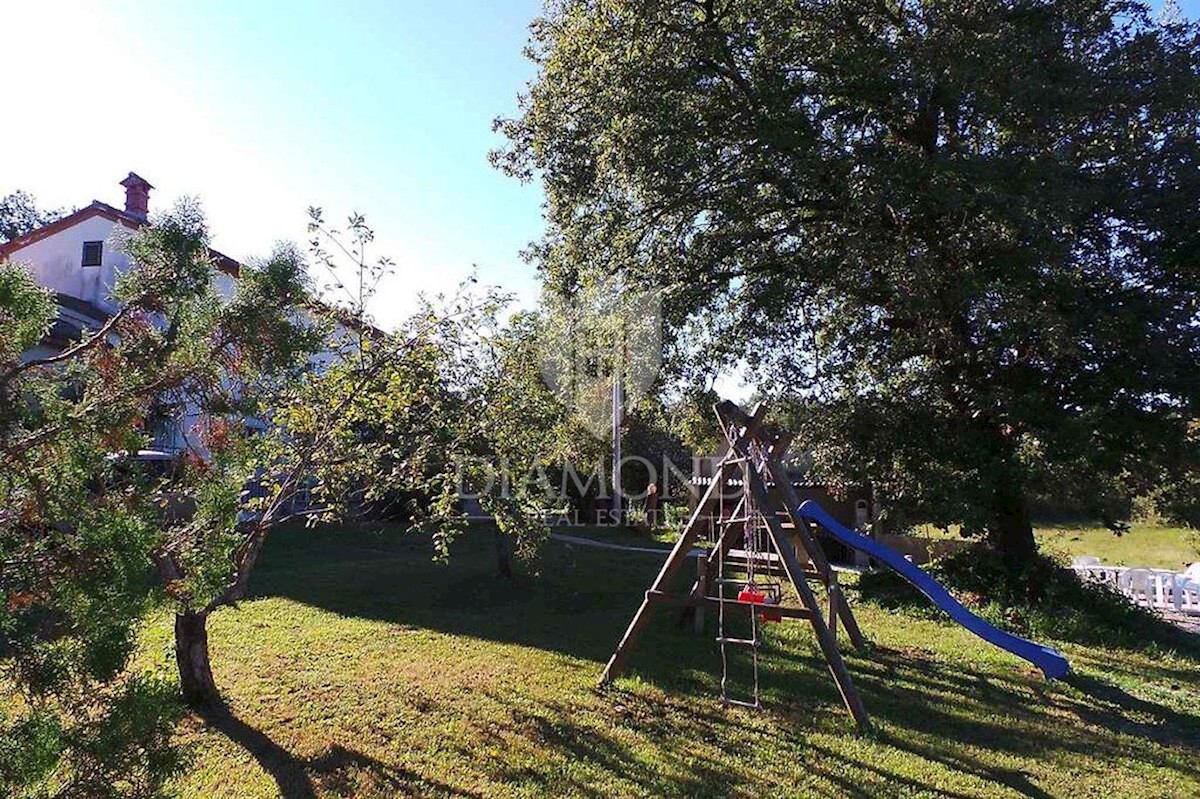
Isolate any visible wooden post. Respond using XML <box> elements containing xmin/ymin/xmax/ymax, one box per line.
<box><xmin>739</xmin><ymin>451</ymin><xmax>870</xmax><ymax>730</ymax></box>
<box><xmin>771</xmin><ymin>469</ymin><xmax>867</xmax><ymax>651</ymax></box>
<box><xmin>829</xmin><ymin>577</ymin><xmax>840</xmax><ymax>641</ymax></box>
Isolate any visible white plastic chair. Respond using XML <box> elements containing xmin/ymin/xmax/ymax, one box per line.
<box><xmin>1119</xmin><ymin>569</ymin><xmax>1153</xmax><ymax>606</ymax></box>
<box><xmin>1179</xmin><ymin>563</ymin><xmax>1200</xmax><ymax>606</ymax></box>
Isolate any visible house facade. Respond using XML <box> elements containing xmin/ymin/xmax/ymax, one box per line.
<box><xmin>1</xmin><ymin>173</ymin><xmax>252</xmax><ymax>453</ymax></box>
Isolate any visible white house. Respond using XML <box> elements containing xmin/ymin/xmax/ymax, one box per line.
<box><xmin>1</xmin><ymin>173</ymin><xmax>265</xmax><ymax>453</ymax></box>
<box><xmin>1</xmin><ymin>173</ymin><xmax>241</xmax><ymax>315</ymax></box>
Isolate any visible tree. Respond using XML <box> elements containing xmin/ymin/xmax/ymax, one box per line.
<box><xmin>143</xmin><ymin>208</ymin><xmax>542</xmax><ymax>705</ymax></box>
<box><xmin>0</xmin><ymin>191</ymin><xmax>66</xmax><ymax>243</ymax></box>
<box><xmin>495</xmin><ymin>0</ymin><xmax>1200</xmax><ymax>567</ymax></box>
<box><xmin>0</xmin><ymin>224</ymin><xmax>207</xmax><ymax>795</ymax></box>
<box><xmin>467</xmin><ymin>310</ymin><xmax>601</xmax><ymax>573</ymax></box>
<box><xmin>661</xmin><ymin>387</ymin><xmax>726</xmax><ymax>461</ymax></box>
<box><xmin>615</xmin><ymin>398</ymin><xmax>692</xmax><ymax>507</ymax></box>
<box><xmin>1</xmin><ymin>196</ymin><xmax>563</xmax><ymax>789</ymax></box>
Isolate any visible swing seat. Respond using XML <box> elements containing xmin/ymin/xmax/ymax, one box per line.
<box><xmin>737</xmin><ymin>588</ymin><xmax>783</xmax><ymax>622</ymax></box>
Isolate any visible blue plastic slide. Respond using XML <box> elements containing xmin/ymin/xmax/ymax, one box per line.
<box><xmin>797</xmin><ymin>500</ymin><xmax>1071</xmax><ymax>680</ymax></box>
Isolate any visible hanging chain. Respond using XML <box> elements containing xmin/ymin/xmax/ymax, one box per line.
<box><xmin>744</xmin><ymin>437</ymin><xmax>774</xmax><ymax>588</ymax></box>
<box><xmin>717</xmin><ymin>427</ymin><xmax>769</xmax><ymax>709</ymax></box>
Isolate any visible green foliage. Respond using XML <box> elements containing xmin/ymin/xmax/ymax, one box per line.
<box><xmin>497</xmin><ymin>0</ymin><xmax>1200</xmax><ymax>560</ymax></box>
<box><xmin>0</xmin><ymin>264</ymin><xmax>53</xmax><ymax>361</ymax></box>
<box><xmin>273</xmin><ymin>296</ymin><xmax>581</xmax><ymax>574</ymax></box>
<box><xmin>1144</xmin><ymin>419</ymin><xmax>1200</xmax><ymax>530</ymax></box>
<box><xmin>0</xmin><ymin>677</ymin><xmax>185</xmax><ymax>798</ymax></box>
<box><xmin>0</xmin><ymin>709</ymin><xmax>62</xmax><ymax>795</ymax></box>
<box><xmin>2</xmin><ymin>196</ymin><xmax>581</xmax><ymax>787</ymax></box>
<box><xmin>0</xmin><ymin>197</ymin><xmax>329</xmax><ymax>789</ymax></box>
<box><xmin>619</xmin><ymin>397</ymin><xmax>693</xmax><ymax>501</ymax></box>
<box><xmin>56</xmin><ymin>676</ymin><xmax>187</xmax><ymax>799</ymax></box>
<box><xmin>469</xmin><ymin>310</ymin><xmax>597</xmax><ymax>559</ymax></box>
<box><xmin>0</xmin><ymin>191</ymin><xmax>65</xmax><ymax>245</ymax></box>
<box><xmin>664</xmin><ymin>387</ymin><xmax>725</xmax><ymax>459</ymax></box>
<box><xmin>1</xmin><ymin>231</ymin><xmax>191</xmax><ymax>794</ymax></box>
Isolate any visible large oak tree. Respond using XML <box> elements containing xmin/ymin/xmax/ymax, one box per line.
<box><xmin>496</xmin><ymin>0</ymin><xmax>1200</xmax><ymax>565</ymax></box>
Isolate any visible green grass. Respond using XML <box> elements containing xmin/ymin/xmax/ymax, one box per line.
<box><xmin>1034</xmin><ymin>524</ymin><xmax>1198</xmax><ymax>570</ymax></box>
<box><xmin>134</xmin><ymin>524</ymin><xmax>1200</xmax><ymax>798</ymax></box>
<box><xmin>912</xmin><ymin>522</ymin><xmax>1198</xmax><ymax>570</ymax></box>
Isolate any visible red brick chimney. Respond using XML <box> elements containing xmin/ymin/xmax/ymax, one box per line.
<box><xmin>119</xmin><ymin>172</ymin><xmax>153</xmax><ymax>220</ymax></box>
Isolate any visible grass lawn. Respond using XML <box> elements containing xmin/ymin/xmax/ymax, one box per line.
<box><xmin>1034</xmin><ymin>524</ymin><xmax>1198</xmax><ymax>570</ymax></box>
<box><xmin>137</xmin><ymin>524</ymin><xmax>1200</xmax><ymax>798</ymax></box>
<box><xmin>912</xmin><ymin>522</ymin><xmax>1197</xmax><ymax>570</ymax></box>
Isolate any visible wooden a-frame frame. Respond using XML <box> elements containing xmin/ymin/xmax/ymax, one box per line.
<box><xmin>598</xmin><ymin>400</ymin><xmax>870</xmax><ymax>729</ymax></box>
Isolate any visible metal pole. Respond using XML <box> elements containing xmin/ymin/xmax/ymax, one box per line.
<box><xmin>612</xmin><ymin>368</ymin><xmax>622</xmax><ymax>521</ymax></box>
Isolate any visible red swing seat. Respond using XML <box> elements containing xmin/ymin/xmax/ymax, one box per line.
<box><xmin>737</xmin><ymin>586</ymin><xmax>783</xmax><ymax>622</ymax></box>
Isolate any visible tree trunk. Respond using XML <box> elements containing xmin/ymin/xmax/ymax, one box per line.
<box><xmin>494</xmin><ymin>527</ymin><xmax>514</xmax><ymax>580</ymax></box>
<box><xmin>175</xmin><ymin>611</ymin><xmax>219</xmax><ymax>707</ymax></box>
<box><xmin>989</xmin><ymin>480</ymin><xmax>1037</xmax><ymax>572</ymax></box>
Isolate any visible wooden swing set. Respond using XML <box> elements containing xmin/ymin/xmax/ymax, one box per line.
<box><xmin>598</xmin><ymin>400</ymin><xmax>871</xmax><ymax>729</ymax></box>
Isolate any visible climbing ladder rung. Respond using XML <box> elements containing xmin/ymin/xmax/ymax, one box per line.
<box><xmin>715</xmin><ymin>636</ymin><xmax>760</xmax><ymax>648</ymax></box>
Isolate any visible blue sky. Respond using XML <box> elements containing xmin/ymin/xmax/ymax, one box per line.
<box><xmin>2</xmin><ymin>0</ymin><xmax>545</xmax><ymax>328</ymax></box>
<box><xmin>2</xmin><ymin>0</ymin><xmax>1196</xmax><ymax>331</ymax></box>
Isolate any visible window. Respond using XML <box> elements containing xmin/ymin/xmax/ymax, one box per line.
<box><xmin>81</xmin><ymin>241</ymin><xmax>103</xmax><ymax>267</ymax></box>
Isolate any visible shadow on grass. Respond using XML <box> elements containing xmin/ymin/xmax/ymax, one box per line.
<box><xmin>196</xmin><ymin>704</ymin><xmax>475</xmax><ymax>798</ymax></box>
<box><xmin>1061</xmin><ymin>672</ymin><xmax>1200</xmax><ymax>746</ymax></box>
<box><xmin>851</xmin><ymin>649</ymin><xmax>1200</xmax><ymax>791</ymax></box>
<box><xmin>479</xmin><ymin>691</ymin><xmax>745</xmax><ymax>798</ymax></box>
<box><xmin>252</xmin><ymin>527</ymin><xmax>666</xmax><ymax>663</ymax></box>
<box><xmin>248</xmin><ymin>526</ymin><xmax>1200</xmax><ymax>793</ymax></box>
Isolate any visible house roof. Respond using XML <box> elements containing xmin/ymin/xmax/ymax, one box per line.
<box><xmin>0</xmin><ymin>202</ymin><xmax>138</xmax><ymax>257</ymax></box>
<box><xmin>54</xmin><ymin>291</ymin><xmax>113</xmax><ymax>322</ymax></box>
<box><xmin>0</xmin><ymin>200</ymin><xmax>241</xmax><ymax>278</ymax></box>
<box><xmin>39</xmin><ymin>292</ymin><xmax>113</xmax><ymax>350</ymax></box>
<box><xmin>1</xmin><ymin>190</ymin><xmax>387</xmax><ymax>339</ymax></box>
